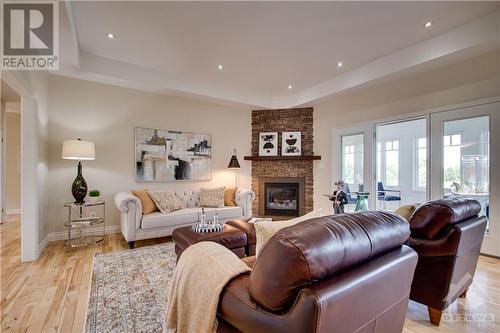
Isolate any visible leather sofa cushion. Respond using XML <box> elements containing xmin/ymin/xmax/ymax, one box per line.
<box><xmin>249</xmin><ymin>211</ymin><xmax>410</xmax><ymax>311</ymax></box>
<box><xmin>409</xmin><ymin>197</ymin><xmax>481</xmax><ymax>240</ymax></box>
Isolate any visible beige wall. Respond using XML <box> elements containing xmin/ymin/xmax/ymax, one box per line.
<box><xmin>45</xmin><ymin>50</ymin><xmax>499</xmax><ymax>233</ymax></box>
<box><xmin>312</xmin><ymin>51</ymin><xmax>500</xmax><ymax>215</ymax></box>
<box><xmin>47</xmin><ymin>75</ymin><xmax>252</xmax><ymax>233</ymax></box>
<box><xmin>5</xmin><ymin>109</ymin><xmax>21</xmax><ymax>211</ymax></box>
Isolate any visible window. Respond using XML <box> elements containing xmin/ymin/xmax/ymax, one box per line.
<box><xmin>415</xmin><ymin>137</ymin><xmax>427</xmax><ymax>189</ymax></box>
<box><xmin>343</xmin><ymin>144</ymin><xmax>355</xmax><ymax>184</ymax></box>
<box><xmin>385</xmin><ymin>140</ymin><xmax>399</xmax><ymax>186</ymax></box>
<box><xmin>443</xmin><ymin>134</ymin><xmax>461</xmax><ymax>188</ymax></box>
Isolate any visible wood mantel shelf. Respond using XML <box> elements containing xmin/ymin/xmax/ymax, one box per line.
<box><xmin>244</xmin><ymin>155</ymin><xmax>321</xmax><ymax>161</ymax></box>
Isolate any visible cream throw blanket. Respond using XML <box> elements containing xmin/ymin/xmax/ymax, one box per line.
<box><xmin>165</xmin><ymin>241</ymin><xmax>251</xmax><ymax>333</ymax></box>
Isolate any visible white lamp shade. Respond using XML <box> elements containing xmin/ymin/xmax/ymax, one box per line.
<box><xmin>62</xmin><ymin>139</ymin><xmax>95</xmax><ymax>160</ymax></box>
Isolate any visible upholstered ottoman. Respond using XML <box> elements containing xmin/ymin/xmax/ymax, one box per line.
<box><xmin>172</xmin><ymin>224</ymin><xmax>247</xmax><ymax>260</ymax></box>
<box><xmin>225</xmin><ymin>218</ymin><xmax>256</xmax><ymax>256</ymax></box>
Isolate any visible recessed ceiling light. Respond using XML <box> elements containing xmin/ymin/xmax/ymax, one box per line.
<box><xmin>424</xmin><ymin>21</ymin><xmax>432</xmax><ymax>28</ymax></box>
<box><xmin>288</xmin><ymin>85</ymin><xmax>293</xmax><ymax>90</ymax></box>
<box><xmin>107</xmin><ymin>33</ymin><xmax>116</xmax><ymax>39</ymax></box>
<box><xmin>217</xmin><ymin>64</ymin><xmax>223</xmax><ymax>70</ymax></box>
<box><xmin>337</xmin><ymin>62</ymin><xmax>343</xmax><ymax>68</ymax></box>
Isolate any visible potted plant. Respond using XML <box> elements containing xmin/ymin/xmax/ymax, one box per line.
<box><xmin>88</xmin><ymin>189</ymin><xmax>101</xmax><ymax>203</ymax></box>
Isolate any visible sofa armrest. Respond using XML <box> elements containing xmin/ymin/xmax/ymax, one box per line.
<box><xmin>235</xmin><ymin>188</ymin><xmax>256</xmax><ymax>218</ymax></box>
<box><xmin>114</xmin><ymin>192</ymin><xmax>143</xmax><ymax>242</ymax></box>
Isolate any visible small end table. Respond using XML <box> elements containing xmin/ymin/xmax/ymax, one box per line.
<box><xmin>64</xmin><ymin>201</ymin><xmax>105</xmax><ymax>248</ymax></box>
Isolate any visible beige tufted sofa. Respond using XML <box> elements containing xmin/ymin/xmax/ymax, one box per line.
<box><xmin>115</xmin><ymin>188</ymin><xmax>255</xmax><ymax>248</ymax></box>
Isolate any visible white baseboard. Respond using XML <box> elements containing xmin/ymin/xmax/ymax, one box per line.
<box><xmin>38</xmin><ymin>225</ymin><xmax>121</xmax><ymax>255</ymax></box>
<box><xmin>38</xmin><ymin>235</ymin><xmax>49</xmax><ymax>256</ymax></box>
<box><xmin>6</xmin><ymin>209</ymin><xmax>21</xmax><ymax>215</ymax></box>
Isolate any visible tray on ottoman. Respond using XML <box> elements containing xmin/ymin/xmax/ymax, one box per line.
<box><xmin>172</xmin><ymin>224</ymin><xmax>248</xmax><ymax>259</ymax></box>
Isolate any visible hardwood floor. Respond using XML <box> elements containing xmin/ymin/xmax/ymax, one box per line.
<box><xmin>1</xmin><ymin>215</ymin><xmax>499</xmax><ymax>332</ymax></box>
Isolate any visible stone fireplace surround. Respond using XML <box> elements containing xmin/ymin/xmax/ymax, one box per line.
<box><xmin>251</xmin><ymin>107</ymin><xmax>315</xmax><ymax>218</ymax></box>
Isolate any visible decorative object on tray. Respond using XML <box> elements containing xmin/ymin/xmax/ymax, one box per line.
<box><xmin>281</xmin><ymin>131</ymin><xmax>301</xmax><ymax>156</ymax></box>
<box><xmin>88</xmin><ymin>189</ymin><xmax>101</xmax><ymax>203</ymax></box>
<box><xmin>192</xmin><ymin>208</ymin><xmax>224</xmax><ymax>233</ymax></box>
<box><xmin>135</xmin><ymin>127</ymin><xmax>212</xmax><ymax>182</ymax></box>
<box><xmin>62</xmin><ymin>139</ymin><xmax>96</xmax><ymax>204</ymax></box>
<box><xmin>259</xmin><ymin>132</ymin><xmax>278</xmax><ymax>156</ymax></box>
<box><xmin>64</xmin><ymin>201</ymin><xmax>105</xmax><ymax>248</ymax></box>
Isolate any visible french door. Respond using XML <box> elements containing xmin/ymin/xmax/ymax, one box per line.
<box><xmin>332</xmin><ymin>101</ymin><xmax>500</xmax><ymax>256</ymax></box>
<box><xmin>430</xmin><ymin>102</ymin><xmax>500</xmax><ymax>256</ymax></box>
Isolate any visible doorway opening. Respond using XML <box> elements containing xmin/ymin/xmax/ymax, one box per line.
<box><xmin>1</xmin><ymin>79</ymin><xmax>22</xmax><ymax>258</ymax></box>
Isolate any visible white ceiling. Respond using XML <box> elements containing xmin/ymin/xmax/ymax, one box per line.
<box><xmin>56</xmin><ymin>1</ymin><xmax>500</xmax><ymax>108</ymax></box>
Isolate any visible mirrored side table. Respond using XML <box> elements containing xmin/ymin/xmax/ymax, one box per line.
<box><xmin>64</xmin><ymin>201</ymin><xmax>105</xmax><ymax>248</ymax></box>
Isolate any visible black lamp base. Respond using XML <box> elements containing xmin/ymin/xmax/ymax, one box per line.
<box><xmin>72</xmin><ymin>161</ymin><xmax>88</xmax><ymax>204</ymax></box>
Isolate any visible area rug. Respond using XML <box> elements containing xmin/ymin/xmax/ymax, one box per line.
<box><xmin>85</xmin><ymin>243</ymin><xmax>177</xmax><ymax>333</ymax></box>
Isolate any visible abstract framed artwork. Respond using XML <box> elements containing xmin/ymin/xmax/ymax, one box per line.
<box><xmin>259</xmin><ymin>132</ymin><xmax>278</xmax><ymax>156</ymax></box>
<box><xmin>282</xmin><ymin>131</ymin><xmax>301</xmax><ymax>156</ymax></box>
<box><xmin>135</xmin><ymin>127</ymin><xmax>212</xmax><ymax>182</ymax></box>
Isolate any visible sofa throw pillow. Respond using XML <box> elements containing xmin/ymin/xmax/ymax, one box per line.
<box><xmin>147</xmin><ymin>191</ymin><xmax>183</xmax><ymax>214</ymax></box>
<box><xmin>255</xmin><ymin>209</ymin><xmax>323</xmax><ymax>256</ymax></box>
<box><xmin>199</xmin><ymin>187</ymin><xmax>225</xmax><ymax>208</ymax></box>
<box><xmin>394</xmin><ymin>204</ymin><xmax>418</xmax><ymax>221</ymax></box>
<box><xmin>224</xmin><ymin>188</ymin><xmax>237</xmax><ymax>206</ymax></box>
<box><xmin>131</xmin><ymin>190</ymin><xmax>158</xmax><ymax>215</ymax></box>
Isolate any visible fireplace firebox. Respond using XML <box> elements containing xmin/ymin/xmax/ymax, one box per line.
<box><xmin>258</xmin><ymin>177</ymin><xmax>305</xmax><ymax>217</ymax></box>
<box><xmin>265</xmin><ymin>183</ymin><xmax>299</xmax><ymax>216</ymax></box>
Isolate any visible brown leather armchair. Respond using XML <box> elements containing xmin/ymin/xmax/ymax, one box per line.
<box><xmin>217</xmin><ymin>211</ymin><xmax>418</xmax><ymax>333</ymax></box>
<box><xmin>406</xmin><ymin>197</ymin><xmax>487</xmax><ymax>326</ymax></box>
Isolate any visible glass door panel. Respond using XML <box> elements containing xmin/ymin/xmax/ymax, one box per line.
<box><xmin>443</xmin><ymin>117</ymin><xmax>489</xmax><ymax>218</ymax></box>
<box><xmin>430</xmin><ymin>102</ymin><xmax>499</xmax><ymax>256</ymax></box>
<box><xmin>341</xmin><ymin>134</ymin><xmax>364</xmax><ymax>192</ymax></box>
<box><xmin>376</xmin><ymin>118</ymin><xmax>427</xmax><ymax>211</ymax></box>
<box><xmin>341</xmin><ymin>134</ymin><xmax>364</xmax><ymax>212</ymax></box>
<box><xmin>332</xmin><ymin>124</ymin><xmax>374</xmax><ymax>213</ymax></box>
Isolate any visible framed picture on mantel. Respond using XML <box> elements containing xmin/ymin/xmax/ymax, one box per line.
<box><xmin>259</xmin><ymin>132</ymin><xmax>278</xmax><ymax>156</ymax></box>
<box><xmin>282</xmin><ymin>131</ymin><xmax>301</xmax><ymax>156</ymax></box>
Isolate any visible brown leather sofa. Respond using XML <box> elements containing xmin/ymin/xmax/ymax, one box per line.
<box><xmin>405</xmin><ymin>197</ymin><xmax>487</xmax><ymax>326</ymax></box>
<box><xmin>217</xmin><ymin>211</ymin><xmax>418</xmax><ymax>333</ymax></box>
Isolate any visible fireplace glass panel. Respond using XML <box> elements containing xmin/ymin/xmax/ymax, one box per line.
<box><xmin>265</xmin><ymin>182</ymin><xmax>299</xmax><ymax>216</ymax></box>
